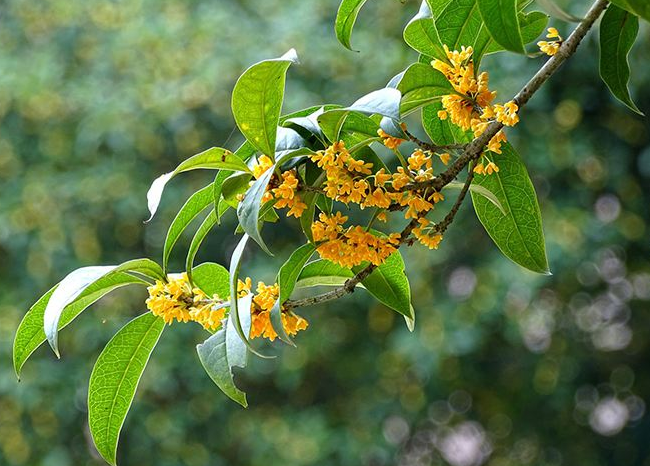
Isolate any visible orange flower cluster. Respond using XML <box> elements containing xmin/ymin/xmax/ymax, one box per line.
<box><xmin>432</xmin><ymin>45</ymin><xmax>519</xmax><ymax>157</ymax></box>
<box><xmin>238</xmin><ymin>279</ymin><xmax>309</xmax><ymax>341</ymax></box>
<box><xmin>377</xmin><ymin>128</ymin><xmax>405</xmax><ymax>149</ymax></box>
<box><xmin>146</xmin><ymin>273</ymin><xmax>226</xmax><ymax>331</ymax></box>
<box><xmin>310</xmin><ymin>143</ymin><xmax>445</xmax><ymax>219</ymax></box>
<box><xmin>147</xmin><ymin>274</ymin><xmax>308</xmax><ymax>341</ymax></box>
<box><xmin>311</xmin><ymin>212</ymin><xmax>400</xmax><ymax>268</ymax></box>
<box><xmin>412</xmin><ymin>218</ymin><xmax>443</xmax><ymax>250</ymax></box>
<box><xmin>251</xmin><ymin>155</ymin><xmax>307</xmax><ymax>218</ymax></box>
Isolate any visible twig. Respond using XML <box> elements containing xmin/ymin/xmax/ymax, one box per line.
<box><xmin>405</xmin><ymin>0</ymin><xmax>609</xmax><ymax>193</ymax></box>
<box><xmin>283</xmin><ymin>0</ymin><xmax>608</xmax><ymax>311</ymax></box>
<box><xmin>404</xmin><ymin>128</ymin><xmax>467</xmax><ymax>152</ymax></box>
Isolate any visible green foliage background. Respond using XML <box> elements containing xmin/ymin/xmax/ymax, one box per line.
<box><xmin>1</xmin><ymin>0</ymin><xmax>650</xmax><ymax>465</ymax></box>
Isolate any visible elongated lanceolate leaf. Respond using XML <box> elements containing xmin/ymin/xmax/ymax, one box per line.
<box><xmin>43</xmin><ymin>259</ymin><xmax>165</xmax><ymax>355</ymax></box>
<box><xmin>335</xmin><ymin>0</ymin><xmax>372</xmax><ymax>50</ymax></box>
<box><xmin>163</xmin><ymin>183</ymin><xmax>214</xmax><ymax>273</ymax></box>
<box><xmin>599</xmin><ymin>5</ymin><xmax>643</xmax><ymax>115</ymax></box>
<box><xmin>471</xmin><ymin>143</ymin><xmax>550</xmax><ymax>274</ymax></box>
<box><xmin>446</xmin><ymin>180</ymin><xmax>506</xmax><ymax>214</ymax></box>
<box><xmin>13</xmin><ymin>272</ymin><xmax>147</xmax><ymax>378</ymax></box>
<box><xmin>270</xmin><ymin>243</ymin><xmax>316</xmax><ymax>345</ymax></box>
<box><xmin>232</xmin><ymin>49</ymin><xmax>298</xmax><ymax>159</ymax></box>
<box><xmin>146</xmin><ymin>147</ymin><xmax>251</xmax><ymax>221</ymax></box>
<box><xmin>348</xmin><ymin>88</ymin><xmax>401</xmax><ymax>121</ymax></box>
<box><xmin>228</xmin><ymin>234</ymin><xmax>272</xmax><ymax>358</ymax></box>
<box><xmin>186</xmin><ymin>210</ymin><xmax>218</xmax><ymax>282</ymax></box>
<box><xmin>88</xmin><ymin>312</ymin><xmax>165</xmax><ymax>465</ymax></box>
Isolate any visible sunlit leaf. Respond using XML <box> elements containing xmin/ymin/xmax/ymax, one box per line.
<box><xmin>88</xmin><ymin>312</ymin><xmax>165</xmax><ymax>466</ymax></box>
<box><xmin>404</xmin><ymin>2</ymin><xmax>447</xmax><ymax>61</ymax></box>
<box><xmin>146</xmin><ymin>147</ymin><xmax>251</xmax><ymax>221</ymax></box>
<box><xmin>186</xmin><ymin>210</ymin><xmax>218</xmax><ymax>282</ymax></box>
<box><xmin>396</xmin><ymin>63</ymin><xmax>453</xmax><ymax>115</ymax></box>
<box><xmin>335</xmin><ymin>0</ymin><xmax>372</xmax><ymax>50</ymax></box>
<box><xmin>231</xmin><ymin>49</ymin><xmax>299</xmax><ymax>159</ymax></box>
<box><xmin>13</xmin><ymin>272</ymin><xmax>147</xmax><ymax>378</ymax></box>
<box><xmin>43</xmin><ymin>259</ymin><xmax>164</xmax><ymax>355</ymax></box>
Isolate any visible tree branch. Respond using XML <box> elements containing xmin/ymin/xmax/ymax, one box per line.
<box><xmin>283</xmin><ymin>0</ymin><xmax>608</xmax><ymax>311</ymax></box>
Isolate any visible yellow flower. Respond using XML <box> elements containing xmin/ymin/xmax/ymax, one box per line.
<box><xmin>377</xmin><ymin>129</ymin><xmax>405</xmax><ymax>149</ymax></box>
<box><xmin>538</xmin><ymin>40</ymin><xmax>560</xmax><ymax>56</ymax></box>
<box><xmin>247</xmin><ymin>280</ymin><xmax>309</xmax><ymax>341</ymax></box>
<box><xmin>546</xmin><ymin>27</ymin><xmax>561</xmax><ymax>40</ymax></box>
<box><xmin>252</xmin><ymin>155</ymin><xmax>274</xmax><ymax>179</ymax></box>
<box><xmin>438</xmin><ymin>152</ymin><xmax>451</xmax><ymax>165</ymax></box>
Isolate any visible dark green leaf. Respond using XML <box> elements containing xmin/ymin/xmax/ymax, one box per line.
<box><xmin>608</xmin><ymin>0</ymin><xmax>650</xmax><ymax>22</ymax></box>
<box><xmin>423</xmin><ymin>101</ymin><xmax>472</xmax><ymax>145</ymax></box>
<box><xmin>599</xmin><ymin>5</ymin><xmax>643</xmax><ymax>115</ymax></box>
<box><xmin>269</xmin><ymin>243</ymin><xmax>316</xmax><ymax>345</ymax></box>
<box><xmin>436</xmin><ymin>0</ymin><xmax>493</xmax><ymax>63</ymax></box>
<box><xmin>471</xmin><ymin>143</ymin><xmax>550</xmax><ymax>274</ymax></box>
<box><xmin>88</xmin><ymin>312</ymin><xmax>165</xmax><ymax>466</ymax></box>
<box><xmin>231</xmin><ymin>49</ymin><xmax>298</xmax><ymax>158</ymax></box>
<box><xmin>478</xmin><ymin>0</ymin><xmax>526</xmax><ymax>53</ymax></box>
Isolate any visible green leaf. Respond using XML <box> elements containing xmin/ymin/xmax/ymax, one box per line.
<box><xmin>213</xmin><ymin>170</ymin><xmax>233</xmax><ymax>224</ymax></box>
<box><xmin>478</xmin><ymin>0</ymin><xmax>526</xmax><ymax>53</ymax></box>
<box><xmin>237</xmin><ymin>166</ymin><xmax>275</xmax><ymax>256</ymax></box>
<box><xmin>353</xmin><ymin>251</ymin><xmax>413</xmax><ymax>319</ymax></box>
<box><xmin>599</xmin><ymin>5</ymin><xmax>643</xmax><ymax>115</ymax></box>
<box><xmin>447</xmin><ymin>180</ymin><xmax>506</xmax><ymax>214</ymax></box>
<box><xmin>228</xmin><ymin>234</ymin><xmax>272</xmax><ymax>358</ymax></box>
<box><xmin>335</xmin><ymin>0</ymin><xmax>371</xmax><ymax>50</ymax></box>
<box><xmin>295</xmin><ymin>260</ymin><xmax>355</xmax><ymax>289</ymax></box>
<box><xmin>436</xmin><ymin>0</ymin><xmax>493</xmax><ymax>63</ymax></box>
<box><xmin>231</xmin><ymin>49</ymin><xmax>298</xmax><ymax>159</ymax></box>
<box><xmin>186</xmin><ymin>210</ymin><xmax>218</xmax><ymax>282</ymax></box>
<box><xmin>608</xmin><ymin>0</ymin><xmax>650</xmax><ymax>22</ymax></box>
<box><xmin>163</xmin><ymin>183</ymin><xmax>214</xmax><ymax>273</ymax></box>
<box><xmin>295</xmin><ymin>255</ymin><xmax>414</xmax><ymax>320</ymax></box>
<box><xmin>88</xmin><ymin>312</ymin><xmax>165</xmax><ymax>466</ymax></box>
<box><xmin>471</xmin><ymin>143</ymin><xmax>550</xmax><ymax>274</ymax></box>
<box><xmin>423</xmin><ymin>101</ymin><xmax>472</xmax><ymax>145</ymax></box>
<box><xmin>404</xmin><ymin>2</ymin><xmax>447</xmax><ymax>61</ymax></box>
<box><xmin>191</xmin><ymin>262</ymin><xmax>231</xmax><ymax>299</ymax></box>
<box><xmin>197</xmin><ymin>294</ymin><xmax>253</xmax><ymax>407</ymax></box>
<box><xmin>396</xmin><ymin>63</ymin><xmax>454</xmax><ymax>115</ymax></box>
<box><xmin>270</xmin><ymin>243</ymin><xmax>316</xmax><ymax>345</ymax></box>
<box><xmin>426</xmin><ymin>0</ymin><xmax>454</xmax><ymax>17</ymax></box>
<box><xmin>146</xmin><ymin>147</ymin><xmax>251</xmax><ymax>221</ymax></box>
<box><xmin>43</xmin><ymin>259</ymin><xmax>164</xmax><ymax>355</ymax></box>
<box><xmin>13</xmin><ymin>272</ymin><xmax>146</xmax><ymax>378</ymax></box>
<box><xmin>222</xmin><ymin>172</ymin><xmax>253</xmax><ymax>208</ymax></box>
<box><xmin>318</xmin><ymin>110</ymin><xmax>380</xmax><ymax>143</ymax></box>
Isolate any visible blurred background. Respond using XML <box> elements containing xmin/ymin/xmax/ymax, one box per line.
<box><xmin>1</xmin><ymin>0</ymin><xmax>649</xmax><ymax>465</ymax></box>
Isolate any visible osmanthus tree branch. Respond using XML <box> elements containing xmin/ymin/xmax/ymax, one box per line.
<box><xmin>408</xmin><ymin>0</ymin><xmax>610</xmax><ymax>193</ymax></box>
<box><xmin>284</xmin><ymin>0</ymin><xmax>609</xmax><ymax>312</ymax></box>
